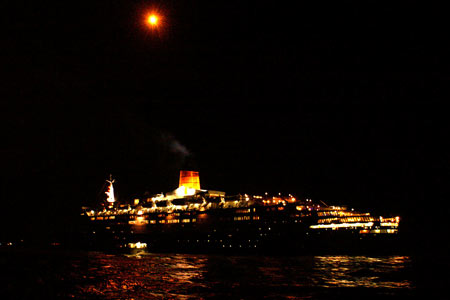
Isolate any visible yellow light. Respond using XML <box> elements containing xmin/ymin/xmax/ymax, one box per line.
<box><xmin>147</xmin><ymin>14</ymin><xmax>159</xmax><ymax>26</ymax></box>
<box><xmin>128</xmin><ymin>242</ymin><xmax>147</xmax><ymax>249</ymax></box>
<box><xmin>310</xmin><ymin>222</ymin><xmax>374</xmax><ymax>229</ymax></box>
<box><xmin>175</xmin><ymin>186</ymin><xmax>196</xmax><ymax>197</ymax></box>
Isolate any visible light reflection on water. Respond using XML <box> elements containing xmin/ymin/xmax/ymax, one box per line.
<box><xmin>75</xmin><ymin>253</ymin><xmax>210</xmax><ymax>299</ymax></box>
<box><xmin>65</xmin><ymin>253</ymin><xmax>414</xmax><ymax>299</ymax></box>
<box><xmin>0</xmin><ymin>249</ymin><xmax>421</xmax><ymax>299</ymax></box>
<box><xmin>312</xmin><ymin>256</ymin><xmax>412</xmax><ymax>289</ymax></box>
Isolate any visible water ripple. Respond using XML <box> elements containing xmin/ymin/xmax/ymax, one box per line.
<box><xmin>62</xmin><ymin>253</ymin><xmax>415</xmax><ymax>299</ymax></box>
<box><xmin>1</xmin><ymin>250</ymin><xmax>418</xmax><ymax>299</ymax></box>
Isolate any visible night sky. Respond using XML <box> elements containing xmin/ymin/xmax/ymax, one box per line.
<box><xmin>1</xmin><ymin>2</ymin><xmax>449</xmax><ymax>246</ymax></box>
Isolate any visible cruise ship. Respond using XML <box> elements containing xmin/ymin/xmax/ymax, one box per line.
<box><xmin>81</xmin><ymin>171</ymin><xmax>401</xmax><ymax>254</ymax></box>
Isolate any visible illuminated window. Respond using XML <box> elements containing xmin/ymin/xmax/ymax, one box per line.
<box><xmin>233</xmin><ymin>216</ymin><xmax>251</xmax><ymax>221</ymax></box>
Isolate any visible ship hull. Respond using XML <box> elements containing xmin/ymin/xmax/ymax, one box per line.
<box><xmin>81</xmin><ymin>205</ymin><xmax>402</xmax><ymax>255</ymax></box>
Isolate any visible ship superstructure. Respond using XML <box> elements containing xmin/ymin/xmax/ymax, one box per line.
<box><xmin>81</xmin><ymin>171</ymin><xmax>400</xmax><ymax>253</ymax></box>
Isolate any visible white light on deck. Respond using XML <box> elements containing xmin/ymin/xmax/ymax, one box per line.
<box><xmin>128</xmin><ymin>242</ymin><xmax>147</xmax><ymax>249</ymax></box>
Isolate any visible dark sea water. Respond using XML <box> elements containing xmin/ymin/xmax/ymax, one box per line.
<box><xmin>1</xmin><ymin>249</ymin><xmax>448</xmax><ymax>299</ymax></box>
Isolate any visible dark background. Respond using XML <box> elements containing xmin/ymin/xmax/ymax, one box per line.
<box><xmin>1</xmin><ymin>1</ymin><xmax>448</xmax><ymax>250</ymax></box>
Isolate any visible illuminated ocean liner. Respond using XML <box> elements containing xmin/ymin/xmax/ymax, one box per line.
<box><xmin>81</xmin><ymin>171</ymin><xmax>401</xmax><ymax>253</ymax></box>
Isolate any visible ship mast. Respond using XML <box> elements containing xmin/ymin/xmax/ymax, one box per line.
<box><xmin>105</xmin><ymin>174</ymin><xmax>116</xmax><ymax>204</ymax></box>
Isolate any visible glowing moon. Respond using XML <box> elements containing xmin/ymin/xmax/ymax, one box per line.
<box><xmin>147</xmin><ymin>14</ymin><xmax>159</xmax><ymax>26</ymax></box>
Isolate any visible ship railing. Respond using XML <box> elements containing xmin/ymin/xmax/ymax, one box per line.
<box><xmin>310</xmin><ymin>222</ymin><xmax>375</xmax><ymax>229</ymax></box>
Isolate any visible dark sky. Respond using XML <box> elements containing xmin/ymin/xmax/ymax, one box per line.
<box><xmin>1</xmin><ymin>1</ymin><xmax>449</xmax><ymax>240</ymax></box>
